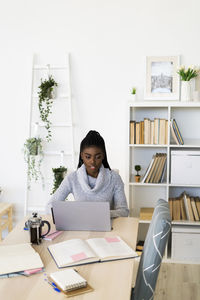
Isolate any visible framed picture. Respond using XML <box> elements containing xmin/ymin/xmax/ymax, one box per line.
<box><xmin>144</xmin><ymin>56</ymin><xmax>180</xmax><ymax>100</ymax></box>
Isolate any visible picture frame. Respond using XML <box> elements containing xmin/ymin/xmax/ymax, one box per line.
<box><xmin>144</xmin><ymin>56</ymin><xmax>180</xmax><ymax>100</ymax></box>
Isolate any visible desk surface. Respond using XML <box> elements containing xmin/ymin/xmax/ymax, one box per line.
<box><xmin>0</xmin><ymin>216</ymin><xmax>138</xmax><ymax>300</ymax></box>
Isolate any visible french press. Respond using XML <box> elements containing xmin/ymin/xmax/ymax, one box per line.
<box><xmin>25</xmin><ymin>212</ymin><xmax>51</xmax><ymax>244</ymax></box>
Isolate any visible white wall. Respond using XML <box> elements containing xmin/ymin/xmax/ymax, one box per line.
<box><xmin>1</xmin><ymin>0</ymin><xmax>200</xmax><ymax>221</ymax></box>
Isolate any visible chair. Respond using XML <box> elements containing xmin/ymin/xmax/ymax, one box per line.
<box><xmin>0</xmin><ymin>203</ymin><xmax>13</xmax><ymax>241</ymax></box>
<box><xmin>131</xmin><ymin>199</ymin><xmax>171</xmax><ymax>300</ymax></box>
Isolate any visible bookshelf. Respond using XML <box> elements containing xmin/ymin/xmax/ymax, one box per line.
<box><xmin>128</xmin><ymin>101</ymin><xmax>200</xmax><ymax>259</ymax></box>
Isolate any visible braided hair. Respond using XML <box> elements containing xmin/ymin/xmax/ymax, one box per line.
<box><xmin>77</xmin><ymin>130</ymin><xmax>111</xmax><ymax>169</ymax></box>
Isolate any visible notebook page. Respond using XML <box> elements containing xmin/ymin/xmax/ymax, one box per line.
<box><xmin>48</xmin><ymin>239</ymin><xmax>97</xmax><ymax>267</ymax></box>
<box><xmin>50</xmin><ymin>269</ymin><xmax>87</xmax><ymax>291</ymax></box>
<box><xmin>86</xmin><ymin>236</ymin><xmax>136</xmax><ymax>259</ymax></box>
<box><xmin>0</xmin><ymin>244</ymin><xmax>44</xmax><ymax>275</ymax></box>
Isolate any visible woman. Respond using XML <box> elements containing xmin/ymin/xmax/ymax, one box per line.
<box><xmin>48</xmin><ymin>130</ymin><xmax>129</xmax><ymax>218</ymax></box>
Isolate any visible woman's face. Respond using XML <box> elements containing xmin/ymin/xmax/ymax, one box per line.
<box><xmin>81</xmin><ymin>146</ymin><xmax>104</xmax><ymax>177</ymax></box>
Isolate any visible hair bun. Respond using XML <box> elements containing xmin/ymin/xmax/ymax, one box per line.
<box><xmin>86</xmin><ymin>130</ymin><xmax>100</xmax><ymax>137</ymax></box>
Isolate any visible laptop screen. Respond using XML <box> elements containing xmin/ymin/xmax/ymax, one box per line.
<box><xmin>51</xmin><ymin>201</ymin><xmax>111</xmax><ymax>232</ymax></box>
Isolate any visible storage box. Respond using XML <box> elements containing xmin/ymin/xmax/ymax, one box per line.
<box><xmin>171</xmin><ymin>150</ymin><xmax>200</xmax><ymax>184</ymax></box>
<box><xmin>171</xmin><ymin>223</ymin><xmax>200</xmax><ymax>262</ymax></box>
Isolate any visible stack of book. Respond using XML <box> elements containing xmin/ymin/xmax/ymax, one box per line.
<box><xmin>130</xmin><ymin>118</ymin><xmax>168</xmax><ymax>145</ymax></box>
<box><xmin>169</xmin><ymin>192</ymin><xmax>200</xmax><ymax>221</ymax></box>
<box><xmin>142</xmin><ymin>153</ymin><xmax>167</xmax><ymax>183</ymax></box>
<box><xmin>170</xmin><ymin>118</ymin><xmax>184</xmax><ymax>145</ymax></box>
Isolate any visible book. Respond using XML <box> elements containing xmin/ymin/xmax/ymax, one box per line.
<box><xmin>173</xmin><ymin>119</ymin><xmax>184</xmax><ymax>145</ymax></box>
<box><xmin>165</xmin><ymin>120</ymin><xmax>168</xmax><ymax>144</ymax></box>
<box><xmin>170</xmin><ymin>121</ymin><xmax>179</xmax><ymax>145</ymax></box>
<box><xmin>140</xmin><ymin>121</ymin><xmax>143</xmax><ymax>144</ymax></box>
<box><xmin>48</xmin><ymin>236</ymin><xmax>137</xmax><ymax>268</ymax></box>
<box><xmin>44</xmin><ymin>230</ymin><xmax>63</xmax><ymax>241</ymax></box>
<box><xmin>141</xmin><ymin>121</ymin><xmax>144</xmax><ymax>144</ymax></box>
<box><xmin>149</xmin><ymin>154</ymin><xmax>161</xmax><ymax>183</ymax></box>
<box><xmin>169</xmin><ymin>198</ymin><xmax>173</xmax><ymax>219</ymax></box>
<box><xmin>159</xmin><ymin>157</ymin><xmax>167</xmax><ymax>183</ymax></box>
<box><xmin>144</xmin><ymin>155</ymin><xmax>157</xmax><ymax>183</ymax></box>
<box><xmin>183</xmin><ymin>193</ymin><xmax>190</xmax><ymax>220</ymax></box>
<box><xmin>195</xmin><ymin>197</ymin><xmax>200</xmax><ymax>217</ymax></box>
<box><xmin>154</xmin><ymin>118</ymin><xmax>159</xmax><ymax>144</ymax></box>
<box><xmin>172</xmin><ymin>198</ymin><xmax>181</xmax><ymax>220</ymax></box>
<box><xmin>50</xmin><ymin>268</ymin><xmax>87</xmax><ymax>291</ymax></box>
<box><xmin>180</xmin><ymin>196</ymin><xmax>187</xmax><ymax>220</ymax></box>
<box><xmin>142</xmin><ymin>156</ymin><xmax>155</xmax><ymax>183</ymax></box>
<box><xmin>150</xmin><ymin>120</ymin><xmax>154</xmax><ymax>144</ymax></box>
<box><xmin>130</xmin><ymin>121</ymin><xmax>135</xmax><ymax>144</ymax></box>
<box><xmin>190</xmin><ymin>197</ymin><xmax>200</xmax><ymax>221</ymax></box>
<box><xmin>144</xmin><ymin>118</ymin><xmax>150</xmax><ymax>144</ymax></box>
<box><xmin>154</xmin><ymin>154</ymin><xmax>167</xmax><ymax>183</ymax></box>
<box><xmin>159</xmin><ymin>119</ymin><xmax>166</xmax><ymax>145</ymax></box>
<box><xmin>0</xmin><ymin>243</ymin><xmax>44</xmax><ymax>276</ymax></box>
<box><xmin>172</xmin><ymin>121</ymin><xmax>182</xmax><ymax>144</ymax></box>
<box><xmin>145</xmin><ymin>154</ymin><xmax>161</xmax><ymax>183</ymax></box>
<box><xmin>135</xmin><ymin>122</ymin><xmax>140</xmax><ymax>144</ymax></box>
<box><xmin>185</xmin><ymin>194</ymin><xmax>195</xmax><ymax>221</ymax></box>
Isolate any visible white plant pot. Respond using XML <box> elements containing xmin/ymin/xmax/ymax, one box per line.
<box><xmin>130</xmin><ymin>94</ymin><xmax>136</xmax><ymax>101</ymax></box>
<box><xmin>181</xmin><ymin>81</ymin><xmax>191</xmax><ymax>102</ymax></box>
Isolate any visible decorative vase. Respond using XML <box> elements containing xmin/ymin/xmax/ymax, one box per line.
<box><xmin>181</xmin><ymin>81</ymin><xmax>191</xmax><ymax>102</ymax></box>
<box><xmin>130</xmin><ymin>94</ymin><xmax>136</xmax><ymax>101</ymax></box>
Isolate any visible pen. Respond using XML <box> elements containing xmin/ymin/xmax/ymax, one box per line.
<box><xmin>44</xmin><ymin>278</ymin><xmax>61</xmax><ymax>292</ymax></box>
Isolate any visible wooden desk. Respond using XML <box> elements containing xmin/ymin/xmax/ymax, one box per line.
<box><xmin>0</xmin><ymin>216</ymin><xmax>138</xmax><ymax>300</ymax></box>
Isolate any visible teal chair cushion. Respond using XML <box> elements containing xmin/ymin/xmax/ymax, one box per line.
<box><xmin>131</xmin><ymin>199</ymin><xmax>171</xmax><ymax>300</ymax></box>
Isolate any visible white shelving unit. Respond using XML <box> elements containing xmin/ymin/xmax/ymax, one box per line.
<box><xmin>128</xmin><ymin>101</ymin><xmax>200</xmax><ymax>258</ymax></box>
<box><xmin>25</xmin><ymin>53</ymin><xmax>76</xmax><ymax>215</ymax></box>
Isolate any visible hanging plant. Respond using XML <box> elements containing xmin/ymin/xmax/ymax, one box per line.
<box><xmin>23</xmin><ymin>137</ymin><xmax>44</xmax><ymax>189</ymax></box>
<box><xmin>51</xmin><ymin>166</ymin><xmax>67</xmax><ymax>195</ymax></box>
<box><xmin>38</xmin><ymin>75</ymin><xmax>58</xmax><ymax>142</ymax></box>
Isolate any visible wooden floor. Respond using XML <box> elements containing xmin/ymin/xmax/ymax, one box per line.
<box><xmin>132</xmin><ymin>260</ymin><xmax>200</xmax><ymax>300</ymax></box>
<box><xmin>155</xmin><ymin>262</ymin><xmax>200</xmax><ymax>300</ymax></box>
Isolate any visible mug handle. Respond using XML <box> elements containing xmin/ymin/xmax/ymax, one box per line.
<box><xmin>41</xmin><ymin>220</ymin><xmax>51</xmax><ymax>238</ymax></box>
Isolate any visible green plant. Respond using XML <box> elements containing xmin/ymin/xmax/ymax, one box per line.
<box><xmin>51</xmin><ymin>166</ymin><xmax>67</xmax><ymax>194</ymax></box>
<box><xmin>23</xmin><ymin>137</ymin><xmax>44</xmax><ymax>189</ymax></box>
<box><xmin>134</xmin><ymin>165</ymin><xmax>141</xmax><ymax>176</ymax></box>
<box><xmin>131</xmin><ymin>87</ymin><xmax>136</xmax><ymax>95</ymax></box>
<box><xmin>177</xmin><ymin>66</ymin><xmax>200</xmax><ymax>81</ymax></box>
<box><xmin>38</xmin><ymin>75</ymin><xmax>58</xmax><ymax>142</ymax></box>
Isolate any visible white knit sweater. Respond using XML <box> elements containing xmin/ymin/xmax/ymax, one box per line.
<box><xmin>48</xmin><ymin>164</ymin><xmax>129</xmax><ymax>218</ymax></box>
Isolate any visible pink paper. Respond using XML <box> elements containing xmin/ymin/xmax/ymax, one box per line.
<box><xmin>24</xmin><ymin>268</ymin><xmax>43</xmax><ymax>275</ymax></box>
<box><xmin>105</xmin><ymin>237</ymin><xmax>120</xmax><ymax>243</ymax></box>
<box><xmin>71</xmin><ymin>252</ymin><xmax>87</xmax><ymax>262</ymax></box>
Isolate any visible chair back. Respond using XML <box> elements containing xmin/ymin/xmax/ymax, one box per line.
<box><xmin>132</xmin><ymin>199</ymin><xmax>171</xmax><ymax>300</ymax></box>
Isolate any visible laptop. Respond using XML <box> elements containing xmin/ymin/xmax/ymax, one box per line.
<box><xmin>51</xmin><ymin>201</ymin><xmax>112</xmax><ymax>231</ymax></box>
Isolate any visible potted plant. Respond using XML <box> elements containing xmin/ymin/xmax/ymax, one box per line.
<box><xmin>134</xmin><ymin>165</ymin><xmax>141</xmax><ymax>182</ymax></box>
<box><xmin>130</xmin><ymin>87</ymin><xmax>137</xmax><ymax>101</ymax></box>
<box><xmin>177</xmin><ymin>66</ymin><xmax>200</xmax><ymax>102</ymax></box>
<box><xmin>23</xmin><ymin>137</ymin><xmax>44</xmax><ymax>189</ymax></box>
<box><xmin>51</xmin><ymin>166</ymin><xmax>67</xmax><ymax>194</ymax></box>
<box><xmin>38</xmin><ymin>75</ymin><xmax>58</xmax><ymax>142</ymax></box>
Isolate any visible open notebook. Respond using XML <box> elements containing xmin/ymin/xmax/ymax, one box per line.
<box><xmin>48</xmin><ymin>236</ymin><xmax>137</xmax><ymax>268</ymax></box>
<box><xmin>0</xmin><ymin>243</ymin><xmax>44</xmax><ymax>276</ymax></box>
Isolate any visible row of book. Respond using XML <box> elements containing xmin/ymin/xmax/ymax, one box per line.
<box><xmin>130</xmin><ymin>118</ymin><xmax>184</xmax><ymax>146</ymax></box>
<box><xmin>142</xmin><ymin>153</ymin><xmax>167</xmax><ymax>183</ymax></box>
<box><xmin>130</xmin><ymin>118</ymin><xmax>168</xmax><ymax>145</ymax></box>
<box><xmin>169</xmin><ymin>192</ymin><xmax>200</xmax><ymax>221</ymax></box>
<box><xmin>170</xmin><ymin>119</ymin><xmax>184</xmax><ymax>145</ymax></box>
